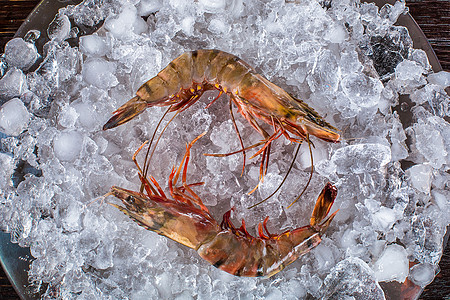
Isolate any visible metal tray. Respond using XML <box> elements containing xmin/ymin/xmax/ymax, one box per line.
<box><xmin>0</xmin><ymin>0</ymin><xmax>445</xmax><ymax>299</ymax></box>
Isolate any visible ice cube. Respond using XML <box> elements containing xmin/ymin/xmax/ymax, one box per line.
<box><xmin>4</xmin><ymin>38</ymin><xmax>39</xmax><ymax>70</ymax></box>
<box><xmin>395</xmin><ymin>59</ymin><xmax>424</xmax><ymax>81</ymax></box>
<box><xmin>406</xmin><ymin>164</ymin><xmax>432</xmax><ymax>194</ymax></box>
<box><xmin>79</xmin><ymin>35</ymin><xmax>108</xmax><ymax>57</ymax></box>
<box><xmin>257</xmin><ymin>172</ymin><xmax>283</xmax><ymax>200</ymax></box>
<box><xmin>199</xmin><ymin>0</ymin><xmax>227</xmax><ymax>13</ymax></box>
<box><xmin>59</xmin><ymin>200</ymin><xmax>83</xmax><ymax>232</ymax></box>
<box><xmin>409</xmin><ymin>48</ymin><xmax>432</xmax><ymax>71</ymax></box>
<box><xmin>330</xmin><ymin>143</ymin><xmax>391</xmax><ymax>175</ymax></box>
<box><xmin>58</xmin><ymin>105</ymin><xmax>79</xmax><ymax>128</ymax></box>
<box><xmin>312</xmin><ymin>243</ymin><xmax>335</xmax><ymax>271</ymax></box>
<box><xmin>341</xmin><ymin>73</ymin><xmax>383</xmax><ymax>108</ymax></box>
<box><xmin>379</xmin><ymin>1</ymin><xmax>407</xmax><ymax>24</ymax></box>
<box><xmin>0</xmin><ymin>98</ymin><xmax>30</xmax><ymax>136</ymax></box>
<box><xmin>408</xmin><ymin>263</ymin><xmax>435</xmax><ymax>287</ymax></box>
<box><xmin>373</xmin><ymin>244</ymin><xmax>409</xmax><ymax>283</ymax></box>
<box><xmin>390</xmin><ymin>139</ymin><xmax>408</xmax><ymax>161</ymax></box>
<box><xmin>105</xmin><ymin>5</ymin><xmax>146</xmax><ymax>39</ymax></box>
<box><xmin>208</xmin><ymin>19</ymin><xmax>230</xmax><ymax>35</ymax></box>
<box><xmin>0</xmin><ymin>68</ymin><xmax>28</xmax><ymax>100</ymax></box>
<box><xmin>86</xmin><ymin>241</ymin><xmax>114</xmax><ymax>269</ymax></box>
<box><xmin>180</xmin><ymin>17</ymin><xmax>195</xmax><ymax>36</ymax></box>
<box><xmin>0</xmin><ymin>152</ymin><xmax>13</xmax><ymax>188</ymax></box>
<box><xmin>322</xmin><ymin>257</ymin><xmax>385</xmax><ymax>299</ymax></box>
<box><xmin>265</xmin><ymin>288</ymin><xmax>282</xmax><ymax>300</ymax></box>
<box><xmin>23</xmin><ymin>29</ymin><xmax>41</xmax><ymax>44</ymax></box>
<box><xmin>339</xmin><ymin>51</ymin><xmax>364</xmax><ymax>75</ymax></box>
<box><xmin>427</xmin><ymin>71</ymin><xmax>450</xmax><ymax>88</ymax></box>
<box><xmin>296</xmin><ymin>138</ymin><xmax>329</xmax><ymax>169</ymax></box>
<box><xmin>372</xmin><ymin>206</ymin><xmax>397</xmax><ymax>231</ymax></box>
<box><xmin>306</xmin><ymin>50</ymin><xmax>340</xmax><ymax>93</ymax></box>
<box><xmin>431</xmin><ymin>190</ymin><xmax>449</xmax><ymax>213</ymax></box>
<box><xmin>47</xmin><ymin>14</ymin><xmax>71</xmax><ymax>41</ymax></box>
<box><xmin>363</xmin><ymin>27</ymin><xmax>412</xmax><ymax>79</ymax></box>
<box><xmin>53</xmin><ymin>131</ymin><xmax>83</xmax><ymax>162</ymax></box>
<box><xmin>324</xmin><ymin>24</ymin><xmax>347</xmax><ymax>44</ymax></box>
<box><xmin>410</xmin><ymin>84</ymin><xmax>449</xmax><ymax>118</ymax></box>
<box><xmin>412</xmin><ymin>120</ymin><xmax>446</xmax><ymax>169</ymax></box>
<box><xmin>82</xmin><ymin>58</ymin><xmax>118</xmax><ymax>89</ymax></box>
<box><xmin>139</xmin><ymin>0</ymin><xmax>162</xmax><ymax>16</ymax></box>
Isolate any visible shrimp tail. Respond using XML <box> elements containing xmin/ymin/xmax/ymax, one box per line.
<box><xmin>103</xmin><ymin>96</ymin><xmax>148</xmax><ymax>130</ymax></box>
<box><xmin>310</xmin><ymin>182</ymin><xmax>338</xmax><ymax>229</ymax></box>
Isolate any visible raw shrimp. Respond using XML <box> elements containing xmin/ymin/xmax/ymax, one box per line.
<box><xmin>103</xmin><ymin>50</ymin><xmax>340</xmax><ymax>181</ymax></box>
<box><xmin>106</xmin><ymin>134</ymin><xmax>338</xmax><ymax>277</ymax></box>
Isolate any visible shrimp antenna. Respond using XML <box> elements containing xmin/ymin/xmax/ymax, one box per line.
<box><xmin>140</xmin><ymin>106</ymin><xmax>173</xmax><ymax>192</ymax></box>
<box><xmin>247</xmin><ymin>141</ymin><xmax>302</xmax><ymax>209</ymax></box>
<box><xmin>228</xmin><ymin>98</ymin><xmax>246</xmax><ymax>176</ymax></box>
<box><xmin>85</xmin><ymin>191</ymin><xmax>114</xmax><ymax>209</ymax></box>
<box><xmin>287</xmin><ymin>134</ymin><xmax>313</xmax><ymax>208</ymax></box>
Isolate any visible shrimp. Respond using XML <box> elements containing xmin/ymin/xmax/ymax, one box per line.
<box><xmin>106</xmin><ymin>134</ymin><xmax>338</xmax><ymax>278</ymax></box>
<box><xmin>103</xmin><ymin>50</ymin><xmax>340</xmax><ymax>180</ymax></box>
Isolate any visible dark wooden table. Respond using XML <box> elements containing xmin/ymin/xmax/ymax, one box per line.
<box><xmin>0</xmin><ymin>0</ymin><xmax>449</xmax><ymax>299</ymax></box>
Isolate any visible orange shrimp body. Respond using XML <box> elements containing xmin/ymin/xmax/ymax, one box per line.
<box><xmin>103</xmin><ymin>49</ymin><xmax>340</xmax><ymax>144</ymax></box>
<box><xmin>108</xmin><ymin>135</ymin><xmax>338</xmax><ymax>278</ymax></box>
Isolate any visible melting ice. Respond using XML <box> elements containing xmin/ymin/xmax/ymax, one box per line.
<box><xmin>0</xmin><ymin>0</ymin><xmax>449</xmax><ymax>299</ymax></box>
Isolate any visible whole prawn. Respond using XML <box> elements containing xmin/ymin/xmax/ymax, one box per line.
<box><xmin>106</xmin><ymin>133</ymin><xmax>338</xmax><ymax>277</ymax></box>
<box><xmin>104</xmin><ymin>49</ymin><xmax>339</xmax><ymax>142</ymax></box>
<box><xmin>103</xmin><ymin>50</ymin><xmax>340</xmax><ymax>189</ymax></box>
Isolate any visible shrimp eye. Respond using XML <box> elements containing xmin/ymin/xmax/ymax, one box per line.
<box><xmin>126</xmin><ymin>195</ymin><xmax>135</xmax><ymax>203</ymax></box>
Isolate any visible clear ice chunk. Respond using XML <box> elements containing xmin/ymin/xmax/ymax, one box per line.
<box><xmin>82</xmin><ymin>58</ymin><xmax>118</xmax><ymax>89</ymax></box>
<box><xmin>362</xmin><ymin>26</ymin><xmax>412</xmax><ymax>79</ymax></box>
<box><xmin>104</xmin><ymin>5</ymin><xmax>147</xmax><ymax>39</ymax></box>
<box><xmin>0</xmin><ymin>68</ymin><xmax>28</xmax><ymax>101</ymax></box>
<box><xmin>53</xmin><ymin>131</ymin><xmax>84</xmax><ymax>162</ymax></box>
<box><xmin>208</xmin><ymin>19</ymin><xmax>230</xmax><ymax>35</ymax></box>
<box><xmin>341</xmin><ymin>73</ymin><xmax>383</xmax><ymax>108</ymax></box>
<box><xmin>47</xmin><ymin>14</ymin><xmax>71</xmax><ymax>41</ymax></box>
<box><xmin>321</xmin><ymin>257</ymin><xmax>386</xmax><ymax>299</ymax></box>
<box><xmin>23</xmin><ymin>29</ymin><xmax>41</xmax><ymax>44</ymax></box>
<box><xmin>411</xmin><ymin>119</ymin><xmax>447</xmax><ymax>169</ymax></box>
<box><xmin>79</xmin><ymin>35</ymin><xmax>108</xmax><ymax>57</ymax></box>
<box><xmin>411</xmin><ymin>84</ymin><xmax>450</xmax><ymax>118</ymax></box>
<box><xmin>427</xmin><ymin>71</ymin><xmax>450</xmax><ymax>88</ymax></box>
<box><xmin>57</xmin><ymin>105</ymin><xmax>79</xmax><ymax>128</ymax></box>
<box><xmin>379</xmin><ymin>1</ymin><xmax>407</xmax><ymax>24</ymax></box>
<box><xmin>306</xmin><ymin>50</ymin><xmax>340</xmax><ymax>93</ymax></box>
<box><xmin>373</xmin><ymin>244</ymin><xmax>409</xmax><ymax>283</ymax></box>
<box><xmin>4</xmin><ymin>38</ymin><xmax>39</xmax><ymax>70</ymax></box>
<box><xmin>394</xmin><ymin>59</ymin><xmax>426</xmax><ymax>92</ymax></box>
<box><xmin>139</xmin><ymin>0</ymin><xmax>162</xmax><ymax>16</ymax></box>
<box><xmin>199</xmin><ymin>0</ymin><xmax>243</xmax><ymax>15</ymax></box>
<box><xmin>330</xmin><ymin>143</ymin><xmax>391</xmax><ymax>175</ymax></box>
<box><xmin>180</xmin><ymin>17</ymin><xmax>195</xmax><ymax>35</ymax></box>
<box><xmin>395</xmin><ymin>59</ymin><xmax>424</xmax><ymax>81</ymax></box>
<box><xmin>406</xmin><ymin>164</ymin><xmax>432</xmax><ymax>194</ymax></box>
<box><xmin>408</xmin><ymin>263</ymin><xmax>436</xmax><ymax>287</ymax></box>
<box><xmin>365</xmin><ymin>199</ymin><xmax>398</xmax><ymax>231</ymax></box>
<box><xmin>323</xmin><ymin>24</ymin><xmax>347</xmax><ymax>44</ymax></box>
<box><xmin>0</xmin><ymin>152</ymin><xmax>13</xmax><ymax>189</ymax></box>
<box><xmin>0</xmin><ymin>98</ymin><xmax>30</xmax><ymax>136</ymax></box>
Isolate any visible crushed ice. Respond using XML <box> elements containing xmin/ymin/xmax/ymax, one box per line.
<box><xmin>0</xmin><ymin>0</ymin><xmax>449</xmax><ymax>299</ymax></box>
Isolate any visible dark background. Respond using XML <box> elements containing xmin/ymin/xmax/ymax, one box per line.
<box><xmin>0</xmin><ymin>0</ymin><xmax>449</xmax><ymax>299</ymax></box>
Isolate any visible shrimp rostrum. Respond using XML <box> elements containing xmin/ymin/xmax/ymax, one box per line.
<box><xmin>103</xmin><ymin>50</ymin><xmax>340</xmax><ymax>178</ymax></box>
<box><xmin>107</xmin><ymin>134</ymin><xmax>338</xmax><ymax>277</ymax></box>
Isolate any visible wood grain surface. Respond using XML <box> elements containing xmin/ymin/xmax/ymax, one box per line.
<box><xmin>0</xmin><ymin>0</ymin><xmax>449</xmax><ymax>299</ymax></box>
